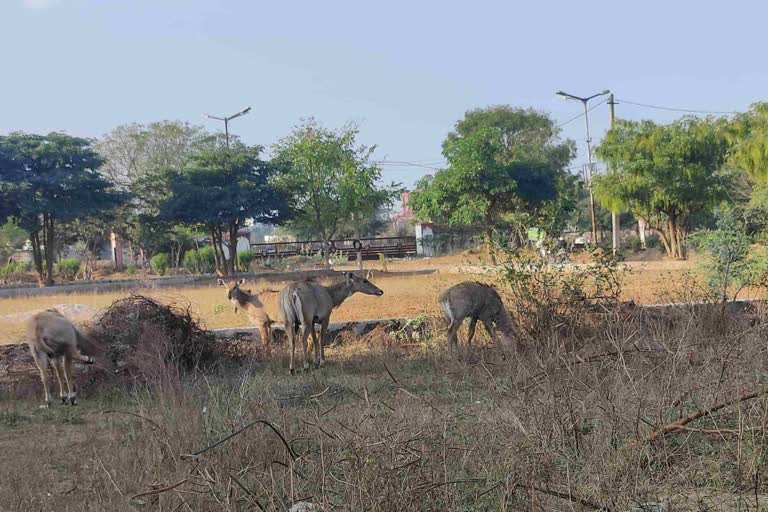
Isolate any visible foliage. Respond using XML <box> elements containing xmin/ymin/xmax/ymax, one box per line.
<box><xmin>495</xmin><ymin>246</ymin><xmax>627</xmax><ymax>338</ymax></box>
<box><xmin>727</xmin><ymin>102</ymin><xmax>768</xmax><ymax>184</ymax></box>
<box><xmin>409</xmin><ymin>106</ymin><xmax>576</xmax><ymax>242</ymax></box>
<box><xmin>125</xmin><ymin>265</ymin><xmax>138</xmax><ymax>276</ymax></box>
<box><xmin>159</xmin><ymin>141</ymin><xmax>289</xmax><ymax>275</ymax></box>
<box><xmin>0</xmin><ymin>132</ymin><xmax>127</xmax><ymax>285</ymax></box>
<box><xmin>183</xmin><ymin>247</ymin><xmax>216</xmax><ymax>274</ymax></box>
<box><xmin>0</xmin><ymin>217</ymin><xmax>27</xmax><ymax>261</ymax></box>
<box><xmin>55</xmin><ymin>258</ymin><xmax>81</xmax><ymax>281</ymax></box>
<box><xmin>690</xmin><ymin>207</ymin><xmax>768</xmax><ymax>301</ymax></box>
<box><xmin>273</xmin><ymin>119</ymin><xmax>397</xmax><ymax>262</ymax></box>
<box><xmin>594</xmin><ymin>117</ymin><xmax>733</xmax><ymax>259</ymax></box>
<box><xmin>0</xmin><ymin>259</ymin><xmax>27</xmax><ymax>281</ymax></box>
<box><xmin>150</xmin><ymin>253</ymin><xmax>170</xmax><ymax>276</ymax></box>
<box><xmin>237</xmin><ymin>250</ymin><xmax>256</xmax><ymax>272</ymax></box>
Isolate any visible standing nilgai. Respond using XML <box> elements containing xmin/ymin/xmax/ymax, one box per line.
<box><xmin>27</xmin><ymin>310</ymin><xmax>103</xmax><ymax>407</ymax></box>
<box><xmin>218</xmin><ymin>278</ymin><xmax>280</xmax><ymax>349</ymax></box>
<box><xmin>439</xmin><ymin>281</ymin><xmax>516</xmax><ymax>351</ymax></box>
<box><xmin>280</xmin><ymin>271</ymin><xmax>383</xmax><ymax>374</ymax></box>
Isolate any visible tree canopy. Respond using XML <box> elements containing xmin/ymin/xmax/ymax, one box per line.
<box><xmin>158</xmin><ymin>141</ymin><xmax>290</xmax><ymax>275</ymax></box>
<box><xmin>409</xmin><ymin>106</ymin><xmax>576</xmax><ymax>243</ymax></box>
<box><xmin>594</xmin><ymin>117</ymin><xmax>732</xmax><ymax>259</ymax></box>
<box><xmin>0</xmin><ymin>132</ymin><xmax>126</xmax><ymax>285</ymax></box>
<box><xmin>273</xmin><ymin>119</ymin><xmax>398</xmax><ymax>264</ymax></box>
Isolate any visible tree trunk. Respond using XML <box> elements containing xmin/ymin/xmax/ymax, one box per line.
<box><xmin>43</xmin><ymin>214</ymin><xmax>55</xmax><ymax>286</ymax></box>
<box><xmin>228</xmin><ymin>222</ymin><xmax>238</xmax><ymax>275</ymax></box>
<box><xmin>323</xmin><ymin>237</ymin><xmax>331</xmax><ymax>269</ymax></box>
<box><xmin>30</xmin><ymin>230</ymin><xmax>45</xmax><ymax>287</ymax></box>
<box><xmin>210</xmin><ymin>227</ymin><xmax>224</xmax><ymax>275</ymax></box>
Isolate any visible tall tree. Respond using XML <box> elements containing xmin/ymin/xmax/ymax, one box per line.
<box><xmin>158</xmin><ymin>142</ymin><xmax>290</xmax><ymax>275</ymax></box>
<box><xmin>594</xmin><ymin>117</ymin><xmax>732</xmax><ymax>259</ymax></box>
<box><xmin>96</xmin><ymin>121</ymin><xmax>204</xmax><ymax>264</ymax></box>
<box><xmin>0</xmin><ymin>132</ymin><xmax>127</xmax><ymax>285</ymax></box>
<box><xmin>273</xmin><ymin>119</ymin><xmax>395</xmax><ymax>266</ymax></box>
<box><xmin>409</xmin><ymin>106</ymin><xmax>576</xmax><ymax>245</ymax></box>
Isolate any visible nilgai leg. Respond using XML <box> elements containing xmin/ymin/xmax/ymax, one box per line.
<box><xmin>52</xmin><ymin>358</ymin><xmax>66</xmax><ymax>404</ymax></box>
<box><xmin>31</xmin><ymin>351</ymin><xmax>52</xmax><ymax>407</ymax></box>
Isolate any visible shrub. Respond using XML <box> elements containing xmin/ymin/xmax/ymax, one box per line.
<box><xmin>0</xmin><ymin>260</ymin><xmax>27</xmax><ymax>280</ymax></box>
<box><xmin>125</xmin><ymin>264</ymin><xmax>138</xmax><ymax>275</ymax></box>
<box><xmin>183</xmin><ymin>247</ymin><xmax>216</xmax><ymax>274</ymax></box>
<box><xmin>645</xmin><ymin>233</ymin><xmax>660</xmax><ymax>249</ymax></box>
<box><xmin>55</xmin><ymin>258</ymin><xmax>81</xmax><ymax>280</ymax></box>
<box><xmin>150</xmin><ymin>253</ymin><xmax>170</xmax><ymax>276</ymax></box>
<box><xmin>237</xmin><ymin>250</ymin><xmax>256</xmax><ymax>272</ymax></box>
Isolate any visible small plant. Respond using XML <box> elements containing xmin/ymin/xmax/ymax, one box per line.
<box><xmin>150</xmin><ymin>253</ymin><xmax>171</xmax><ymax>276</ymax></box>
<box><xmin>125</xmin><ymin>264</ymin><xmax>138</xmax><ymax>275</ymax></box>
<box><xmin>184</xmin><ymin>247</ymin><xmax>216</xmax><ymax>274</ymax></box>
<box><xmin>0</xmin><ymin>260</ymin><xmax>27</xmax><ymax>281</ymax></box>
<box><xmin>237</xmin><ymin>250</ymin><xmax>256</xmax><ymax>272</ymax></box>
<box><xmin>55</xmin><ymin>258</ymin><xmax>81</xmax><ymax>280</ymax></box>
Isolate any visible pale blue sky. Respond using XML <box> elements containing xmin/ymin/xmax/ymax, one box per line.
<box><xmin>1</xmin><ymin>0</ymin><xmax>766</xmax><ymax>188</ymax></box>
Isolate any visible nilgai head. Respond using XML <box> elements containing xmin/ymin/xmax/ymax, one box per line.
<box><xmin>343</xmin><ymin>271</ymin><xmax>383</xmax><ymax>296</ymax></box>
<box><xmin>218</xmin><ymin>278</ymin><xmax>248</xmax><ymax>311</ymax></box>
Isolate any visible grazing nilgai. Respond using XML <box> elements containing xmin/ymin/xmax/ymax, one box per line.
<box><xmin>439</xmin><ymin>282</ymin><xmax>516</xmax><ymax>351</ymax></box>
<box><xmin>27</xmin><ymin>309</ymin><xmax>102</xmax><ymax>407</ymax></box>
<box><xmin>219</xmin><ymin>278</ymin><xmax>280</xmax><ymax>349</ymax></box>
<box><xmin>280</xmin><ymin>271</ymin><xmax>383</xmax><ymax>373</ymax></box>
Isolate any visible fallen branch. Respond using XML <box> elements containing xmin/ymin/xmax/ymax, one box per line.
<box><xmin>181</xmin><ymin>419</ymin><xmax>297</xmax><ymax>460</ymax></box>
<box><xmin>627</xmin><ymin>388</ymin><xmax>767</xmax><ymax>447</ymax></box>
<box><xmin>130</xmin><ymin>479</ymin><xmax>189</xmax><ymax>502</ymax></box>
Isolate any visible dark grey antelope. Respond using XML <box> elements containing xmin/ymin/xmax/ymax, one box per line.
<box><xmin>27</xmin><ymin>310</ymin><xmax>103</xmax><ymax>407</ymax></box>
<box><xmin>280</xmin><ymin>271</ymin><xmax>383</xmax><ymax>373</ymax></box>
<box><xmin>439</xmin><ymin>282</ymin><xmax>515</xmax><ymax>351</ymax></box>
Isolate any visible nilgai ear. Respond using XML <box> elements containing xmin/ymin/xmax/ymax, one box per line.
<box><xmin>344</xmin><ymin>271</ymin><xmax>353</xmax><ymax>279</ymax></box>
<box><xmin>366</xmin><ymin>269</ymin><xmax>373</xmax><ymax>280</ymax></box>
<box><xmin>217</xmin><ymin>278</ymin><xmax>227</xmax><ymax>287</ymax></box>
<box><xmin>236</xmin><ymin>278</ymin><xmax>246</xmax><ymax>286</ymax></box>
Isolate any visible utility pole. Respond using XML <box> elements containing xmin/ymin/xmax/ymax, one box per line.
<box><xmin>556</xmin><ymin>89</ymin><xmax>610</xmax><ymax>246</ymax></box>
<box><xmin>608</xmin><ymin>93</ymin><xmax>620</xmax><ymax>255</ymax></box>
<box><xmin>204</xmin><ymin>107</ymin><xmax>252</xmax><ymax>149</ymax></box>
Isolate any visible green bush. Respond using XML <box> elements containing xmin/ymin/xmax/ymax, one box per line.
<box><xmin>183</xmin><ymin>247</ymin><xmax>216</xmax><ymax>274</ymax></box>
<box><xmin>125</xmin><ymin>264</ymin><xmax>138</xmax><ymax>275</ymax></box>
<box><xmin>150</xmin><ymin>253</ymin><xmax>170</xmax><ymax>276</ymax></box>
<box><xmin>626</xmin><ymin>236</ymin><xmax>642</xmax><ymax>252</ymax></box>
<box><xmin>645</xmin><ymin>233</ymin><xmax>660</xmax><ymax>249</ymax></box>
<box><xmin>55</xmin><ymin>258</ymin><xmax>81</xmax><ymax>280</ymax></box>
<box><xmin>0</xmin><ymin>260</ymin><xmax>27</xmax><ymax>279</ymax></box>
<box><xmin>237</xmin><ymin>250</ymin><xmax>256</xmax><ymax>272</ymax></box>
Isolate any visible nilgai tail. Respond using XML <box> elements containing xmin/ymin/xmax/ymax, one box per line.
<box><xmin>27</xmin><ymin>310</ymin><xmax>104</xmax><ymax>407</ymax></box>
<box><xmin>439</xmin><ymin>281</ymin><xmax>516</xmax><ymax>352</ymax></box>
<box><xmin>280</xmin><ymin>271</ymin><xmax>383</xmax><ymax>374</ymax></box>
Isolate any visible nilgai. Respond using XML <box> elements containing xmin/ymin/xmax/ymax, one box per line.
<box><xmin>27</xmin><ymin>309</ymin><xmax>103</xmax><ymax>407</ymax></box>
<box><xmin>280</xmin><ymin>271</ymin><xmax>383</xmax><ymax>373</ymax></box>
<box><xmin>218</xmin><ymin>278</ymin><xmax>280</xmax><ymax>349</ymax></box>
<box><xmin>439</xmin><ymin>281</ymin><xmax>515</xmax><ymax>351</ymax></box>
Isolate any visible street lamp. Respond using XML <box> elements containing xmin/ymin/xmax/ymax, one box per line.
<box><xmin>204</xmin><ymin>106</ymin><xmax>252</xmax><ymax>149</ymax></box>
<box><xmin>556</xmin><ymin>89</ymin><xmax>610</xmax><ymax>245</ymax></box>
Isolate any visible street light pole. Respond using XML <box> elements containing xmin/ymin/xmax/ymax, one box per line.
<box><xmin>556</xmin><ymin>89</ymin><xmax>610</xmax><ymax>246</ymax></box>
<box><xmin>204</xmin><ymin>106</ymin><xmax>252</xmax><ymax>149</ymax></box>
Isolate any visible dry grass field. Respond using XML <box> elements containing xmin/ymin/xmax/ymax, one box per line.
<box><xmin>2</xmin><ymin>251</ymin><xmax>768</xmax><ymax>510</ymax></box>
<box><xmin>0</xmin><ymin>254</ymin><xmax>710</xmax><ymax>345</ymax></box>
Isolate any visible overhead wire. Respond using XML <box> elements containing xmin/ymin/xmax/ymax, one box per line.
<box><xmin>615</xmin><ymin>98</ymin><xmax>739</xmax><ymax>115</ymax></box>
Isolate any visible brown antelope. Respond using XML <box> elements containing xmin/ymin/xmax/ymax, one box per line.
<box><xmin>27</xmin><ymin>309</ymin><xmax>103</xmax><ymax>407</ymax></box>
<box><xmin>280</xmin><ymin>271</ymin><xmax>383</xmax><ymax>374</ymax></box>
<box><xmin>439</xmin><ymin>282</ymin><xmax>515</xmax><ymax>351</ymax></box>
<box><xmin>218</xmin><ymin>278</ymin><xmax>280</xmax><ymax>349</ymax></box>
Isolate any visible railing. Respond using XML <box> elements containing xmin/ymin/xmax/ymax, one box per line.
<box><xmin>250</xmin><ymin>236</ymin><xmax>417</xmax><ymax>260</ymax></box>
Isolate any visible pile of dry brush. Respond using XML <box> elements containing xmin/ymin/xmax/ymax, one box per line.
<box><xmin>88</xmin><ymin>295</ymin><xmax>217</xmax><ymax>383</ymax></box>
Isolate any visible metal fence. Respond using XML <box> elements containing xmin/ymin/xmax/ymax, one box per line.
<box><xmin>250</xmin><ymin>236</ymin><xmax>417</xmax><ymax>261</ymax></box>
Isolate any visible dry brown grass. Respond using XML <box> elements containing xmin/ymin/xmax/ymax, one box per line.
<box><xmin>3</xmin><ymin>298</ymin><xmax>768</xmax><ymax>511</ymax></box>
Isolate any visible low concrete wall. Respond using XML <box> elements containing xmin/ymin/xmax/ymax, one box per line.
<box><xmin>0</xmin><ymin>268</ymin><xmax>438</xmax><ymax>299</ymax></box>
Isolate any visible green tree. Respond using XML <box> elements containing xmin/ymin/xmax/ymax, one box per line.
<box><xmin>0</xmin><ymin>132</ymin><xmax>127</xmax><ymax>286</ymax></box>
<box><xmin>96</xmin><ymin>121</ymin><xmax>204</xmax><ymax>265</ymax></box>
<box><xmin>159</xmin><ymin>142</ymin><xmax>289</xmax><ymax>275</ymax></box>
<box><xmin>273</xmin><ymin>119</ymin><xmax>395</xmax><ymax>266</ymax></box>
<box><xmin>409</xmin><ymin>106</ymin><xmax>576</xmax><ymax>245</ymax></box>
<box><xmin>594</xmin><ymin>117</ymin><xmax>732</xmax><ymax>259</ymax></box>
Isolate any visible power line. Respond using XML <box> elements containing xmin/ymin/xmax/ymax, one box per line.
<box><xmin>557</xmin><ymin>98</ymin><xmax>609</xmax><ymax>128</ymax></box>
<box><xmin>616</xmin><ymin>98</ymin><xmax>739</xmax><ymax>115</ymax></box>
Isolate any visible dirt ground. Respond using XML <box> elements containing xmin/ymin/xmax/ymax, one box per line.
<box><xmin>0</xmin><ymin>252</ymin><xmax>713</xmax><ymax>346</ymax></box>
